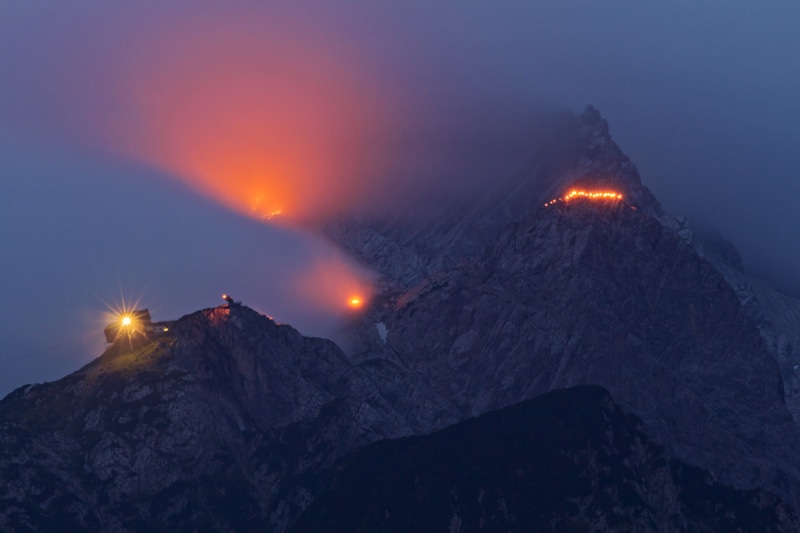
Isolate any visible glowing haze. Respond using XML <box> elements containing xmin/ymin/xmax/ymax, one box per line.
<box><xmin>293</xmin><ymin>256</ymin><xmax>374</xmax><ymax>316</ymax></box>
<box><xmin>2</xmin><ymin>1</ymin><xmax>800</xmax><ymax>399</ymax></box>
<box><xmin>107</xmin><ymin>12</ymin><xmax>399</xmax><ymax>225</ymax></box>
<box><xmin>93</xmin><ymin>8</ymin><xmax>395</xmax><ymax>338</ymax></box>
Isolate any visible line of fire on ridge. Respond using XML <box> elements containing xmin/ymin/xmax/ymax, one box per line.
<box><xmin>544</xmin><ymin>189</ymin><xmax>624</xmax><ymax>207</ymax></box>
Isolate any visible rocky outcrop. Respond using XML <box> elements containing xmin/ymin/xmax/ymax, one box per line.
<box><xmin>326</xmin><ymin>107</ymin><xmax>800</xmax><ymax>508</ymax></box>
<box><xmin>706</xmin><ymin>252</ymin><xmax>800</xmax><ymax>422</ymax></box>
<box><xmin>0</xmin><ymin>306</ymin><xmax>457</xmax><ymax>531</ymax></box>
<box><xmin>365</xmin><ymin>202</ymin><xmax>799</xmax><ymax>500</ymax></box>
<box><xmin>322</xmin><ymin>106</ymin><xmax>663</xmax><ymax>291</ymax></box>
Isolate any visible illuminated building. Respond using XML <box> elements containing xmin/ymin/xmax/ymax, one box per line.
<box><xmin>103</xmin><ymin>309</ymin><xmax>173</xmax><ymax>343</ymax></box>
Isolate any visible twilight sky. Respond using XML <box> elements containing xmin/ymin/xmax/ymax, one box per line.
<box><xmin>1</xmin><ymin>1</ymin><xmax>800</xmax><ymax>397</ymax></box>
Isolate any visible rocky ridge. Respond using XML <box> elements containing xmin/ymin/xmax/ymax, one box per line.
<box><xmin>326</xmin><ymin>107</ymin><xmax>800</xmax><ymax>507</ymax></box>
<box><xmin>323</xmin><ymin>106</ymin><xmax>663</xmax><ymax>290</ymax></box>
<box><xmin>0</xmin><ymin>305</ymin><xmax>457</xmax><ymax>530</ymax></box>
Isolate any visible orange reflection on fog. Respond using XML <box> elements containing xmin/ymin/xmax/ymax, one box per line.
<box><xmin>110</xmin><ymin>12</ymin><xmax>396</xmax><ymax>225</ymax></box>
<box><xmin>293</xmin><ymin>255</ymin><xmax>374</xmax><ymax>314</ymax></box>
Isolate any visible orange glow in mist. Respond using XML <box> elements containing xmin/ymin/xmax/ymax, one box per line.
<box><xmin>109</xmin><ymin>12</ymin><xmax>397</xmax><ymax>225</ymax></box>
<box><xmin>293</xmin><ymin>255</ymin><xmax>373</xmax><ymax>314</ymax></box>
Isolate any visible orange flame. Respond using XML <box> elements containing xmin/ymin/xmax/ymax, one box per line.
<box><xmin>544</xmin><ymin>188</ymin><xmax>623</xmax><ymax>206</ymax></box>
<box><xmin>564</xmin><ymin>189</ymin><xmax>623</xmax><ymax>202</ymax></box>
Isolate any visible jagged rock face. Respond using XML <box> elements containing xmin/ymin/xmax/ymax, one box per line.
<box><xmin>293</xmin><ymin>386</ymin><xmax>798</xmax><ymax>533</ymax></box>
<box><xmin>695</xmin><ymin>233</ymin><xmax>800</xmax><ymax>426</ymax></box>
<box><xmin>326</xmin><ymin>107</ymin><xmax>800</xmax><ymax>507</ymax></box>
<box><xmin>375</xmin><ymin>201</ymin><xmax>799</xmax><ymax>497</ymax></box>
<box><xmin>706</xmin><ymin>252</ymin><xmax>800</xmax><ymax>422</ymax></box>
<box><xmin>323</xmin><ymin>106</ymin><xmax>663</xmax><ymax>290</ymax></box>
<box><xmin>0</xmin><ymin>306</ymin><xmax>457</xmax><ymax>531</ymax></box>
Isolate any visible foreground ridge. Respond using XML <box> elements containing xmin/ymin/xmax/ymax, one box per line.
<box><xmin>294</xmin><ymin>386</ymin><xmax>798</xmax><ymax>532</ymax></box>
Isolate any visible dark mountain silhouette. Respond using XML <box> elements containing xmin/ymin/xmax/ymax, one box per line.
<box><xmin>293</xmin><ymin>386</ymin><xmax>797</xmax><ymax>532</ymax></box>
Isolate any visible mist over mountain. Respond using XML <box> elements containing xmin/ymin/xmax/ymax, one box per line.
<box><xmin>4</xmin><ymin>106</ymin><xmax>800</xmax><ymax>531</ymax></box>
<box><xmin>3</xmin><ymin>2</ymin><xmax>800</xmax><ymax>401</ymax></box>
<box><xmin>325</xmin><ymin>107</ymin><xmax>800</xmax><ymax>496</ymax></box>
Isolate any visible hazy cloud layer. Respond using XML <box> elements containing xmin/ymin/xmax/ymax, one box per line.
<box><xmin>1</xmin><ymin>1</ymin><xmax>799</xmax><ymax>396</ymax></box>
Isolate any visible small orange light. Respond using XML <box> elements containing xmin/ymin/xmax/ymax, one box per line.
<box><xmin>121</xmin><ymin>316</ymin><xmax>132</xmax><ymax>326</ymax></box>
<box><xmin>349</xmin><ymin>297</ymin><xmax>362</xmax><ymax>307</ymax></box>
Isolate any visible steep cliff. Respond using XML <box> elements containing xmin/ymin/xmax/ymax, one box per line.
<box><xmin>0</xmin><ymin>305</ymin><xmax>457</xmax><ymax>531</ymax></box>
<box><xmin>362</xmin><ymin>202</ymin><xmax>798</xmax><ymax>497</ymax></box>
<box><xmin>322</xmin><ymin>106</ymin><xmax>663</xmax><ymax>290</ymax></box>
<box><xmin>704</xmin><ymin>248</ymin><xmax>800</xmax><ymax>422</ymax></box>
<box><xmin>326</xmin><ymin>107</ymin><xmax>800</xmax><ymax>507</ymax></box>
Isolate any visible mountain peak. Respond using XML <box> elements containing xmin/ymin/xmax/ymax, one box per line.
<box><xmin>0</xmin><ymin>303</ymin><xmax>458</xmax><ymax>530</ymax></box>
<box><xmin>320</xmin><ymin>105</ymin><xmax>800</xmax><ymax>513</ymax></box>
<box><xmin>578</xmin><ymin>104</ymin><xmax>609</xmax><ymax>135</ymax></box>
<box><xmin>323</xmin><ymin>105</ymin><xmax>664</xmax><ymax>289</ymax></box>
<box><xmin>565</xmin><ymin>105</ymin><xmax>662</xmax><ymax>215</ymax></box>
